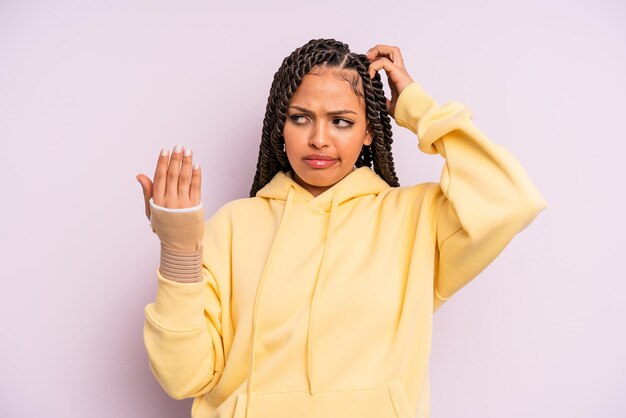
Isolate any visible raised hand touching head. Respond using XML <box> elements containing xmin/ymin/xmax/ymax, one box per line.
<box><xmin>365</xmin><ymin>45</ymin><xmax>414</xmax><ymax>119</ymax></box>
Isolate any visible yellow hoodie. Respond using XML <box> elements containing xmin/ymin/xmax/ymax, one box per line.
<box><xmin>143</xmin><ymin>82</ymin><xmax>547</xmax><ymax>418</ymax></box>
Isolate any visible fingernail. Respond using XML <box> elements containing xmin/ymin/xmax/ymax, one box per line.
<box><xmin>160</xmin><ymin>148</ymin><xmax>169</xmax><ymax>157</ymax></box>
<box><xmin>193</xmin><ymin>163</ymin><xmax>200</xmax><ymax>170</ymax></box>
<box><xmin>174</xmin><ymin>144</ymin><xmax>182</xmax><ymax>153</ymax></box>
<box><xmin>184</xmin><ymin>147</ymin><xmax>192</xmax><ymax>157</ymax></box>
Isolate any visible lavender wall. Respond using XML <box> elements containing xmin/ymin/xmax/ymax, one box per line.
<box><xmin>1</xmin><ymin>0</ymin><xmax>624</xmax><ymax>417</ymax></box>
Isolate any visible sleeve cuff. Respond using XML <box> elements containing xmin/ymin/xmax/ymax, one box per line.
<box><xmin>393</xmin><ymin>82</ymin><xmax>439</xmax><ymax>135</ymax></box>
<box><xmin>145</xmin><ymin>268</ymin><xmax>209</xmax><ymax>331</ymax></box>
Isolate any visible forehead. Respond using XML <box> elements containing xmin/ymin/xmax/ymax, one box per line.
<box><xmin>289</xmin><ymin>67</ymin><xmax>364</xmax><ymax>111</ymax></box>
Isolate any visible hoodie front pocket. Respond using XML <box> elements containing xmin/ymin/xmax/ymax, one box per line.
<box><xmin>232</xmin><ymin>379</ymin><xmax>414</xmax><ymax>418</ymax></box>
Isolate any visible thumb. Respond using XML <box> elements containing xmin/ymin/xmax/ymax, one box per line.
<box><xmin>136</xmin><ymin>174</ymin><xmax>153</xmax><ymax>221</ymax></box>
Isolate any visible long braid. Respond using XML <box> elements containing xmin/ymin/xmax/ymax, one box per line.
<box><xmin>250</xmin><ymin>39</ymin><xmax>400</xmax><ymax>197</ymax></box>
<box><xmin>345</xmin><ymin>53</ymin><xmax>399</xmax><ymax>186</ymax></box>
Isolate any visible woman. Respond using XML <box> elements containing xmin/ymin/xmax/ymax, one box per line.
<box><xmin>136</xmin><ymin>39</ymin><xmax>547</xmax><ymax>418</ymax></box>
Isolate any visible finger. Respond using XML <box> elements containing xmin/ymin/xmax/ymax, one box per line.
<box><xmin>165</xmin><ymin>144</ymin><xmax>183</xmax><ymax>201</ymax></box>
<box><xmin>368</xmin><ymin>57</ymin><xmax>398</xmax><ymax>79</ymax></box>
<box><xmin>366</xmin><ymin>45</ymin><xmax>405</xmax><ymax>67</ymax></box>
<box><xmin>136</xmin><ymin>174</ymin><xmax>153</xmax><ymax>199</ymax></box>
<box><xmin>153</xmin><ymin>148</ymin><xmax>170</xmax><ymax>203</ymax></box>
<box><xmin>136</xmin><ymin>174</ymin><xmax>153</xmax><ymax>220</ymax></box>
<box><xmin>190</xmin><ymin>163</ymin><xmax>201</xmax><ymax>205</ymax></box>
<box><xmin>178</xmin><ymin>147</ymin><xmax>193</xmax><ymax>200</ymax></box>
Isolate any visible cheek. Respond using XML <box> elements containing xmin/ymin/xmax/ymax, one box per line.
<box><xmin>282</xmin><ymin>125</ymin><xmax>301</xmax><ymax>146</ymax></box>
<box><xmin>340</xmin><ymin>130</ymin><xmax>369</xmax><ymax>153</ymax></box>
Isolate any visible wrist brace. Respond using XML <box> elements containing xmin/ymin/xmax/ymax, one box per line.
<box><xmin>149</xmin><ymin>199</ymin><xmax>205</xmax><ymax>283</ymax></box>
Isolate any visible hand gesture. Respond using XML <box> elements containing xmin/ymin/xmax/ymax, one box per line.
<box><xmin>366</xmin><ymin>45</ymin><xmax>414</xmax><ymax>119</ymax></box>
<box><xmin>136</xmin><ymin>145</ymin><xmax>201</xmax><ymax>221</ymax></box>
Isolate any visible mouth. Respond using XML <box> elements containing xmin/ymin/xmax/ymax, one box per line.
<box><xmin>303</xmin><ymin>155</ymin><xmax>338</xmax><ymax>168</ymax></box>
<box><xmin>304</xmin><ymin>154</ymin><xmax>337</xmax><ymax>161</ymax></box>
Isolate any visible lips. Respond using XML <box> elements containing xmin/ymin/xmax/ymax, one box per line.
<box><xmin>303</xmin><ymin>154</ymin><xmax>337</xmax><ymax>161</ymax></box>
<box><xmin>303</xmin><ymin>154</ymin><xmax>338</xmax><ymax>168</ymax></box>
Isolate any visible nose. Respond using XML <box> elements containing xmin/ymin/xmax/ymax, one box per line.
<box><xmin>308</xmin><ymin>121</ymin><xmax>330</xmax><ymax>149</ymax></box>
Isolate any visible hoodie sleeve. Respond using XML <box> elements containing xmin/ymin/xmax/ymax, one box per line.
<box><xmin>143</xmin><ymin>206</ymin><xmax>231</xmax><ymax>399</ymax></box>
<box><xmin>394</xmin><ymin>82</ymin><xmax>547</xmax><ymax>312</ymax></box>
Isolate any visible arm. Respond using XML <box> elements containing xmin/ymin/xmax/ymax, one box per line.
<box><xmin>143</xmin><ymin>206</ymin><xmax>229</xmax><ymax>399</ymax></box>
<box><xmin>394</xmin><ymin>82</ymin><xmax>548</xmax><ymax>312</ymax></box>
<box><xmin>138</xmin><ymin>146</ymin><xmax>226</xmax><ymax>398</ymax></box>
<box><xmin>143</xmin><ymin>269</ymin><xmax>223</xmax><ymax>399</ymax></box>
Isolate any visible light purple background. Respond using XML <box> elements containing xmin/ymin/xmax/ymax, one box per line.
<box><xmin>1</xmin><ymin>0</ymin><xmax>624</xmax><ymax>417</ymax></box>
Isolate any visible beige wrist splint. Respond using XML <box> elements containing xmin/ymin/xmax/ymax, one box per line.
<box><xmin>149</xmin><ymin>199</ymin><xmax>205</xmax><ymax>283</ymax></box>
<box><xmin>159</xmin><ymin>244</ymin><xmax>203</xmax><ymax>283</ymax></box>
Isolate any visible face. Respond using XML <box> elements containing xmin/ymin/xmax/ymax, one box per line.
<box><xmin>283</xmin><ymin>66</ymin><xmax>372</xmax><ymax>197</ymax></box>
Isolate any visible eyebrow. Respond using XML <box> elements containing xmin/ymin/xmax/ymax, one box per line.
<box><xmin>288</xmin><ymin>105</ymin><xmax>358</xmax><ymax>116</ymax></box>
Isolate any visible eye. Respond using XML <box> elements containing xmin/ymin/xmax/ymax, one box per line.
<box><xmin>333</xmin><ymin>118</ymin><xmax>354</xmax><ymax>129</ymax></box>
<box><xmin>289</xmin><ymin>114</ymin><xmax>308</xmax><ymax>125</ymax></box>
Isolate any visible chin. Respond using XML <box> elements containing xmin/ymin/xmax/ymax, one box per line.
<box><xmin>298</xmin><ymin>173</ymin><xmax>336</xmax><ymax>187</ymax></box>
<box><xmin>295</xmin><ymin>166</ymin><xmax>347</xmax><ymax>186</ymax></box>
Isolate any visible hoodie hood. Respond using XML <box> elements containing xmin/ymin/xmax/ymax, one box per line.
<box><xmin>244</xmin><ymin>166</ymin><xmax>390</xmax><ymax>417</ymax></box>
<box><xmin>256</xmin><ymin>166</ymin><xmax>390</xmax><ymax>210</ymax></box>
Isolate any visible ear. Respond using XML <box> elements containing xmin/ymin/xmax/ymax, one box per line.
<box><xmin>364</xmin><ymin>124</ymin><xmax>373</xmax><ymax>146</ymax></box>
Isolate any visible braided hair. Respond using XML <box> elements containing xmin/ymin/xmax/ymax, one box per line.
<box><xmin>249</xmin><ymin>38</ymin><xmax>399</xmax><ymax>197</ymax></box>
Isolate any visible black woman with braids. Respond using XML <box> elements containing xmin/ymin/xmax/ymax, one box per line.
<box><xmin>137</xmin><ymin>38</ymin><xmax>547</xmax><ymax>418</ymax></box>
